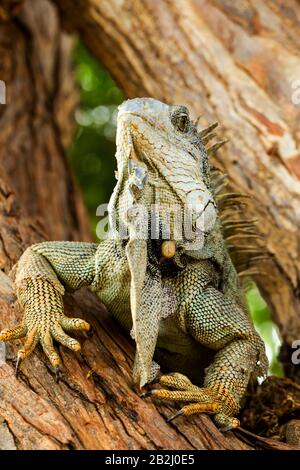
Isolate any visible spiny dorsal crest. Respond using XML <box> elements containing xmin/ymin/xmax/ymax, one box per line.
<box><xmin>195</xmin><ymin>117</ymin><xmax>268</xmax><ymax>279</ymax></box>
<box><xmin>194</xmin><ymin>118</ymin><xmax>227</xmax><ymax>156</ymax></box>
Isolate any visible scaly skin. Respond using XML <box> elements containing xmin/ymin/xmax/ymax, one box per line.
<box><xmin>0</xmin><ymin>98</ymin><xmax>268</xmax><ymax>430</ymax></box>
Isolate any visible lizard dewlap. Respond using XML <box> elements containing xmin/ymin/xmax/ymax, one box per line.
<box><xmin>0</xmin><ymin>97</ymin><xmax>268</xmax><ymax>430</ymax></box>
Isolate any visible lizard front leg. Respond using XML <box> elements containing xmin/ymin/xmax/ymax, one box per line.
<box><xmin>0</xmin><ymin>241</ymin><xmax>98</xmax><ymax>377</ymax></box>
<box><xmin>147</xmin><ymin>280</ymin><xmax>268</xmax><ymax>430</ymax></box>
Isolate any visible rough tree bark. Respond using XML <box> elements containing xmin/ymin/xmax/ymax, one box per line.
<box><xmin>0</xmin><ymin>0</ymin><xmax>299</xmax><ymax>450</ymax></box>
<box><xmin>0</xmin><ymin>0</ymin><xmax>90</xmax><ymax>242</ymax></box>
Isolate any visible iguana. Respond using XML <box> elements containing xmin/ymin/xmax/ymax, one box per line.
<box><xmin>0</xmin><ymin>97</ymin><xmax>268</xmax><ymax>430</ymax></box>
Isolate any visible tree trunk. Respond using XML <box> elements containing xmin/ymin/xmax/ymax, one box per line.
<box><xmin>0</xmin><ymin>0</ymin><xmax>299</xmax><ymax>450</ymax></box>
<box><xmin>0</xmin><ymin>0</ymin><xmax>90</xmax><ymax>244</ymax></box>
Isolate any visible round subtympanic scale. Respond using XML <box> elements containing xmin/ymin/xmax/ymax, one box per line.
<box><xmin>161</xmin><ymin>240</ymin><xmax>176</xmax><ymax>259</ymax></box>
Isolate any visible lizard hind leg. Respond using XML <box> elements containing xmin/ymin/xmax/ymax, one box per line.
<box><xmin>143</xmin><ymin>270</ymin><xmax>267</xmax><ymax>430</ymax></box>
<box><xmin>145</xmin><ymin>372</ymin><xmax>240</xmax><ymax>430</ymax></box>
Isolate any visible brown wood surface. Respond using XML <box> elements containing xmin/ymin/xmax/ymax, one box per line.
<box><xmin>0</xmin><ymin>0</ymin><xmax>300</xmax><ymax>450</ymax></box>
<box><xmin>0</xmin><ymin>0</ymin><xmax>90</xmax><ymax>242</ymax></box>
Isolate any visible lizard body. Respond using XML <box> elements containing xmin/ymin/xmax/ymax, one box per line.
<box><xmin>0</xmin><ymin>98</ymin><xmax>268</xmax><ymax>430</ymax></box>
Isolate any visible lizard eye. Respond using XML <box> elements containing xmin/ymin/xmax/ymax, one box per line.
<box><xmin>170</xmin><ymin>107</ymin><xmax>190</xmax><ymax>133</ymax></box>
<box><xmin>177</xmin><ymin>113</ymin><xmax>189</xmax><ymax>132</ymax></box>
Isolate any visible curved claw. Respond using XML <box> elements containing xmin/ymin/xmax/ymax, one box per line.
<box><xmin>15</xmin><ymin>354</ymin><xmax>22</xmax><ymax>378</ymax></box>
<box><xmin>86</xmin><ymin>326</ymin><xmax>94</xmax><ymax>338</ymax></box>
<box><xmin>140</xmin><ymin>390</ymin><xmax>153</xmax><ymax>399</ymax></box>
<box><xmin>220</xmin><ymin>425</ymin><xmax>234</xmax><ymax>433</ymax></box>
<box><xmin>167</xmin><ymin>410</ymin><xmax>183</xmax><ymax>422</ymax></box>
<box><xmin>54</xmin><ymin>365</ymin><xmax>62</xmax><ymax>383</ymax></box>
<box><xmin>79</xmin><ymin>352</ymin><xmax>85</xmax><ymax>361</ymax></box>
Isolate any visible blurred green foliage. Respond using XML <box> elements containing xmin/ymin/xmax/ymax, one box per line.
<box><xmin>69</xmin><ymin>43</ymin><xmax>124</xmax><ymax>233</ymax></box>
<box><xmin>246</xmin><ymin>285</ymin><xmax>283</xmax><ymax>377</ymax></box>
<box><xmin>69</xmin><ymin>43</ymin><xmax>283</xmax><ymax>377</ymax></box>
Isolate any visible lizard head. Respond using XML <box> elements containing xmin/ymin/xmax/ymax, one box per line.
<box><xmin>115</xmin><ymin>97</ymin><xmax>217</xmax><ymax>246</ymax></box>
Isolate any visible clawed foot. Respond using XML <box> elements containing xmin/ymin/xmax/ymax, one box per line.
<box><xmin>0</xmin><ymin>316</ymin><xmax>90</xmax><ymax>379</ymax></box>
<box><xmin>141</xmin><ymin>372</ymin><xmax>240</xmax><ymax>430</ymax></box>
